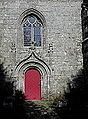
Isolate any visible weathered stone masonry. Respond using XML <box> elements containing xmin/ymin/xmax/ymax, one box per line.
<box><xmin>0</xmin><ymin>0</ymin><xmax>83</xmax><ymax>99</ymax></box>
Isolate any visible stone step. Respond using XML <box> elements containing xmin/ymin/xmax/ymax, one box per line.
<box><xmin>24</xmin><ymin>101</ymin><xmax>60</xmax><ymax>119</ymax></box>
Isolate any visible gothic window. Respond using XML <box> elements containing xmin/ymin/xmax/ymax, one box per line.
<box><xmin>23</xmin><ymin>16</ymin><xmax>42</xmax><ymax>47</ymax></box>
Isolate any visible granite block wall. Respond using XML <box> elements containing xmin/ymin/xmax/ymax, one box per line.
<box><xmin>0</xmin><ymin>0</ymin><xmax>83</xmax><ymax>99</ymax></box>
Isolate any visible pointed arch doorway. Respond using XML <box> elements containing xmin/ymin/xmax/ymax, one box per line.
<box><xmin>25</xmin><ymin>69</ymin><xmax>41</xmax><ymax>100</ymax></box>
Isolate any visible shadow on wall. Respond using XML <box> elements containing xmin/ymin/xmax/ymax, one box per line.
<box><xmin>1</xmin><ymin>62</ymin><xmax>88</xmax><ymax>119</ymax></box>
<box><xmin>0</xmin><ymin>63</ymin><xmax>28</xmax><ymax>119</ymax></box>
<box><xmin>0</xmin><ymin>63</ymin><xmax>58</xmax><ymax>119</ymax></box>
<box><xmin>53</xmin><ymin>68</ymin><xmax>88</xmax><ymax>119</ymax></box>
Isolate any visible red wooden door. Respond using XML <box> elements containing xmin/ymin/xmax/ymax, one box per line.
<box><xmin>25</xmin><ymin>69</ymin><xmax>41</xmax><ymax>100</ymax></box>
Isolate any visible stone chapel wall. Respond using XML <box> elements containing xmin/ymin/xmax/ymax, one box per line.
<box><xmin>0</xmin><ymin>0</ymin><xmax>83</xmax><ymax>98</ymax></box>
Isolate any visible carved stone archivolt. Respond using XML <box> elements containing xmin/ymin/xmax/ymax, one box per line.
<box><xmin>13</xmin><ymin>51</ymin><xmax>51</xmax><ymax>99</ymax></box>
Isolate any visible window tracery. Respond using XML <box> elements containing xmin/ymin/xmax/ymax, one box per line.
<box><xmin>23</xmin><ymin>16</ymin><xmax>42</xmax><ymax>47</ymax></box>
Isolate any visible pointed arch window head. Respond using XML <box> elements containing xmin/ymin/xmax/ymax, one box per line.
<box><xmin>23</xmin><ymin>16</ymin><xmax>42</xmax><ymax>47</ymax></box>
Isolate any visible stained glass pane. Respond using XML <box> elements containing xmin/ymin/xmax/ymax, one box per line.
<box><xmin>23</xmin><ymin>16</ymin><xmax>42</xmax><ymax>47</ymax></box>
<box><xmin>34</xmin><ymin>25</ymin><xmax>41</xmax><ymax>35</ymax></box>
<box><xmin>24</xmin><ymin>25</ymin><xmax>31</xmax><ymax>46</ymax></box>
<box><xmin>24</xmin><ymin>27</ymin><xmax>31</xmax><ymax>34</ymax></box>
<box><xmin>34</xmin><ymin>24</ymin><xmax>41</xmax><ymax>46</ymax></box>
<box><xmin>34</xmin><ymin>35</ymin><xmax>41</xmax><ymax>46</ymax></box>
<box><xmin>28</xmin><ymin>17</ymin><xmax>35</xmax><ymax>24</ymax></box>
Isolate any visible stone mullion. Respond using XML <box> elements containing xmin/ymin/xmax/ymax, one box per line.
<box><xmin>31</xmin><ymin>24</ymin><xmax>34</xmax><ymax>48</ymax></box>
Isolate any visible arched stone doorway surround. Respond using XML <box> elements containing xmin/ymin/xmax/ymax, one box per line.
<box><xmin>14</xmin><ymin>51</ymin><xmax>51</xmax><ymax>99</ymax></box>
